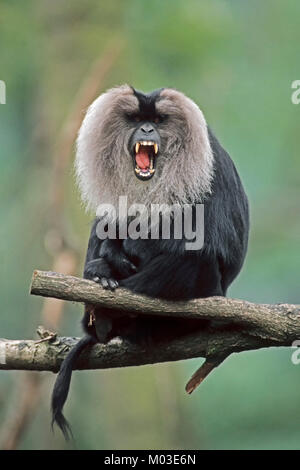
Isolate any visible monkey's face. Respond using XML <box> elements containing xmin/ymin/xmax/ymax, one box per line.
<box><xmin>126</xmin><ymin>87</ymin><xmax>192</xmax><ymax>182</ymax></box>
<box><xmin>76</xmin><ymin>85</ymin><xmax>214</xmax><ymax>214</ymax></box>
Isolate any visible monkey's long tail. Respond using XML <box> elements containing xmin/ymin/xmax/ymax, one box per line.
<box><xmin>51</xmin><ymin>335</ymin><xmax>96</xmax><ymax>440</ymax></box>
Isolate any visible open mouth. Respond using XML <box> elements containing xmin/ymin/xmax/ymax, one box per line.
<box><xmin>134</xmin><ymin>141</ymin><xmax>159</xmax><ymax>180</ymax></box>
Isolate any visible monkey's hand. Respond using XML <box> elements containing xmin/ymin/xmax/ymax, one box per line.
<box><xmin>84</xmin><ymin>258</ymin><xmax>119</xmax><ymax>290</ymax></box>
<box><xmin>99</xmin><ymin>240</ymin><xmax>138</xmax><ymax>279</ymax></box>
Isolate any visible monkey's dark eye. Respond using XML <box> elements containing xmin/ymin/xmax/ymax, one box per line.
<box><xmin>126</xmin><ymin>113</ymin><xmax>142</xmax><ymax>122</ymax></box>
<box><xmin>153</xmin><ymin>114</ymin><xmax>168</xmax><ymax>124</ymax></box>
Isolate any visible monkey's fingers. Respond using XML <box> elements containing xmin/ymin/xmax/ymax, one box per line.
<box><xmin>93</xmin><ymin>276</ymin><xmax>119</xmax><ymax>291</ymax></box>
<box><xmin>107</xmin><ymin>278</ymin><xmax>119</xmax><ymax>290</ymax></box>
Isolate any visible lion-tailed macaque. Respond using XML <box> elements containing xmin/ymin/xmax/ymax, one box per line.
<box><xmin>51</xmin><ymin>85</ymin><xmax>249</xmax><ymax>439</ymax></box>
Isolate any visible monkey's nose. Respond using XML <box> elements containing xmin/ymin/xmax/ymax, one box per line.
<box><xmin>141</xmin><ymin>123</ymin><xmax>154</xmax><ymax>133</ymax></box>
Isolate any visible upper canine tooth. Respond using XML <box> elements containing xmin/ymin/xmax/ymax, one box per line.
<box><xmin>154</xmin><ymin>143</ymin><xmax>158</xmax><ymax>154</ymax></box>
<box><xmin>135</xmin><ymin>143</ymin><xmax>140</xmax><ymax>153</ymax></box>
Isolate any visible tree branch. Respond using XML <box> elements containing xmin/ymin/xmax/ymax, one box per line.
<box><xmin>0</xmin><ymin>270</ymin><xmax>299</xmax><ymax>393</ymax></box>
<box><xmin>0</xmin><ymin>327</ymin><xmax>265</xmax><ymax>373</ymax></box>
<box><xmin>30</xmin><ymin>270</ymin><xmax>300</xmax><ymax>344</ymax></box>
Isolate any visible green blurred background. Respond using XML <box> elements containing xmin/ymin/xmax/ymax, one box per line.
<box><xmin>0</xmin><ymin>0</ymin><xmax>299</xmax><ymax>450</ymax></box>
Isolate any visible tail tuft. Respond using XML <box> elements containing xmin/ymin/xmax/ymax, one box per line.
<box><xmin>51</xmin><ymin>335</ymin><xmax>95</xmax><ymax>440</ymax></box>
<box><xmin>51</xmin><ymin>410</ymin><xmax>73</xmax><ymax>441</ymax></box>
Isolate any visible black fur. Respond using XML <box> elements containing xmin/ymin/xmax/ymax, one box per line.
<box><xmin>51</xmin><ymin>123</ymin><xmax>249</xmax><ymax>437</ymax></box>
<box><xmin>131</xmin><ymin>87</ymin><xmax>165</xmax><ymax>117</ymax></box>
<box><xmin>51</xmin><ymin>335</ymin><xmax>96</xmax><ymax>439</ymax></box>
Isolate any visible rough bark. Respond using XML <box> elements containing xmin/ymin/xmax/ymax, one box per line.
<box><xmin>0</xmin><ymin>270</ymin><xmax>298</xmax><ymax>392</ymax></box>
<box><xmin>30</xmin><ymin>270</ymin><xmax>300</xmax><ymax>344</ymax></box>
<box><xmin>0</xmin><ymin>328</ymin><xmax>268</xmax><ymax>373</ymax></box>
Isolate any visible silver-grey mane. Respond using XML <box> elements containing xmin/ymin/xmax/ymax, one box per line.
<box><xmin>75</xmin><ymin>85</ymin><xmax>214</xmax><ymax>220</ymax></box>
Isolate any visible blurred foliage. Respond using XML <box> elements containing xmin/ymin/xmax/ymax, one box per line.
<box><xmin>0</xmin><ymin>0</ymin><xmax>299</xmax><ymax>450</ymax></box>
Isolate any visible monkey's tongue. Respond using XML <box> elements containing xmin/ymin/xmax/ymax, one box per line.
<box><xmin>135</xmin><ymin>148</ymin><xmax>150</xmax><ymax>169</ymax></box>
